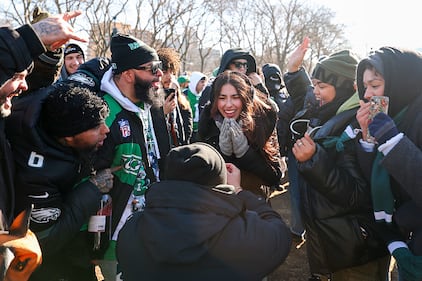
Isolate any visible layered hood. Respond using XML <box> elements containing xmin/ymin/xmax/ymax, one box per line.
<box><xmin>217</xmin><ymin>48</ymin><xmax>257</xmax><ymax>75</ymax></box>
<box><xmin>188</xmin><ymin>71</ymin><xmax>207</xmax><ymax>95</ymax></box>
<box><xmin>357</xmin><ymin>46</ymin><xmax>422</xmax><ymax>117</ymax></box>
<box><xmin>139</xmin><ymin>181</ymin><xmax>242</xmax><ymax>263</ymax></box>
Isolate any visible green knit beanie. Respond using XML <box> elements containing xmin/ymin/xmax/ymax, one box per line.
<box><xmin>312</xmin><ymin>50</ymin><xmax>358</xmax><ymax>89</ymax></box>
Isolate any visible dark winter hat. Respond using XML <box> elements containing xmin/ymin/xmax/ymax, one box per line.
<box><xmin>64</xmin><ymin>43</ymin><xmax>85</xmax><ymax>59</ymax></box>
<box><xmin>110</xmin><ymin>33</ymin><xmax>159</xmax><ymax>74</ymax></box>
<box><xmin>67</xmin><ymin>57</ymin><xmax>111</xmax><ymax>93</ymax></box>
<box><xmin>262</xmin><ymin>63</ymin><xmax>283</xmax><ymax>92</ymax></box>
<box><xmin>0</xmin><ymin>26</ymin><xmax>36</xmax><ymax>87</ymax></box>
<box><xmin>41</xmin><ymin>82</ymin><xmax>109</xmax><ymax>137</ymax></box>
<box><xmin>311</xmin><ymin>50</ymin><xmax>358</xmax><ymax>89</ymax></box>
<box><xmin>164</xmin><ymin>142</ymin><xmax>227</xmax><ymax>187</ymax></box>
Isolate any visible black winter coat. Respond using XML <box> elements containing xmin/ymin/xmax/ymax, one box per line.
<box><xmin>197</xmin><ymin>104</ymin><xmax>282</xmax><ymax>197</ymax></box>
<box><xmin>6</xmin><ymin>89</ymin><xmax>102</xmax><ymax>280</ymax></box>
<box><xmin>116</xmin><ymin>181</ymin><xmax>291</xmax><ymax>281</ymax></box>
<box><xmin>284</xmin><ymin>68</ymin><xmax>388</xmax><ymax>274</ymax></box>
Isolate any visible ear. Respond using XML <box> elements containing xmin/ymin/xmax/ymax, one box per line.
<box><xmin>121</xmin><ymin>69</ymin><xmax>136</xmax><ymax>83</ymax></box>
<box><xmin>62</xmin><ymin>136</ymin><xmax>74</xmax><ymax>147</ymax></box>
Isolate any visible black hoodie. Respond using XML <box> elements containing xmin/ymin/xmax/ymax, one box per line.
<box><xmin>116</xmin><ymin>143</ymin><xmax>291</xmax><ymax>281</ymax></box>
<box><xmin>199</xmin><ymin>48</ymin><xmax>257</xmax><ymax>112</ymax></box>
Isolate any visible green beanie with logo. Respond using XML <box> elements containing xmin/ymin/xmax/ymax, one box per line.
<box><xmin>312</xmin><ymin>50</ymin><xmax>358</xmax><ymax>90</ymax></box>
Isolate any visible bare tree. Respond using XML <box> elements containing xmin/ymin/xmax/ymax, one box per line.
<box><xmin>1</xmin><ymin>0</ymin><xmax>349</xmax><ymax>74</ymax></box>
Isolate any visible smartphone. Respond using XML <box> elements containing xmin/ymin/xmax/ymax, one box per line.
<box><xmin>164</xmin><ymin>88</ymin><xmax>176</xmax><ymax>100</ymax></box>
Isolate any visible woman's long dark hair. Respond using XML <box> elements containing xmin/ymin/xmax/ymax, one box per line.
<box><xmin>210</xmin><ymin>71</ymin><xmax>280</xmax><ymax>163</ymax></box>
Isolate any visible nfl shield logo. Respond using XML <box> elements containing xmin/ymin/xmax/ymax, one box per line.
<box><xmin>118</xmin><ymin>119</ymin><xmax>131</xmax><ymax>137</ymax></box>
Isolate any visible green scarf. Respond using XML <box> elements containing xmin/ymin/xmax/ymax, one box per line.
<box><xmin>371</xmin><ymin>108</ymin><xmax>407</xmax><ymax>223</ymax></box>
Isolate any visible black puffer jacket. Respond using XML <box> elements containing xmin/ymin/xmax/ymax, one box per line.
<box><xmin>6</xmin><ymin>88</ymin><xmax>102</xmax><ymax>279</ymax></box>
<box><xmin>285</xmin><ymin>68</ymin><xmax>388</xmax><ymax>274</ymax></box>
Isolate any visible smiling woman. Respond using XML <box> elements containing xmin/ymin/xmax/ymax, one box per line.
<box><xmin>198</xmin><ymin>70</ymin><xmax>283</xmax><ymax>199</ymax></box>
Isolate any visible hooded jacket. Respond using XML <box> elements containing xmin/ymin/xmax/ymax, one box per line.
<box><xmin>116</xmin><ymin>143</ymin><xmax>291</xmax><ymax>281</ymax></box>
<box><xmin>356</xmin><ymin>47</ymin><xmax>422</xmax><ymax>254</ymax></box>
<box><xmin>184</xmin><ymin>71</ymin><xmax>207</xmax><ymax>133</ymax></box>
<box><xmin>95</xmin><ymin>68</ymin><xmax>170</xmax><ymax>258</ymax></box>
<box><xmin>0</xmin><ymin>25</ymin><xmax>46</xmax><ymax>228</ymax></box>
<box><xmin>198</xmin><ymin>48</ymin><xmax>257</xmax><ymax>113</ymax></box>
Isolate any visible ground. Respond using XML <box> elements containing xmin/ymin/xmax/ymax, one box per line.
<box><xmin>268</xmin><ymin>187</ymin><xmax>399</xmax><ymax>281</ymax></box>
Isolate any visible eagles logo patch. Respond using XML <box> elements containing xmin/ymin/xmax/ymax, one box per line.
<box><xmin>31</xmin><ymin>208</ymin><xmax>61</xmax><ymax>224</ymax></box>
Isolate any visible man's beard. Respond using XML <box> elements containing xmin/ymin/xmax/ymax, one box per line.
<box><xmin>134</xmin><ymin>76</ymin><xmax>153</xmax><ymax>104</ymax></box>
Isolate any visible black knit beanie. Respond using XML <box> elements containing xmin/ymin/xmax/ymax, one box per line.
<box><xmin>64</xmin><ymin>43</ymin><xmax>85</xmax><ymax>60</ymax></box>
<box><xmin>41</xmin><ymin>82</ymin><xmax>109</xmax><ymax>137</ymax></box>
<box><xmin>311</xmin><ymin>50</ymin><xmax>358</xmax><ymax>89</ymax></box>
<box><xmin>164</xmin><ymin>142</ymin><xmax>227</xmax><ymax>187</ymax></box>
<box><xmin>110</xmin><ymin>33</ymin><xmax>159</xmax><ymax>74</ymax></box>
<box><xmin>0</xmin><ymin>26</ymin><xmax>35</xmax><ymax>87</ymax></box>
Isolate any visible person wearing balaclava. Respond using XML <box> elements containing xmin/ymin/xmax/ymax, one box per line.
<box><xmin>93</xmin><ymin>33</ymin><xmax>171</xmax><ymax>280</ymax></box>
<box><xmin>355</xmin><ymin>47</ymin><xmax>422</xmax><ymax>281</ymax></box>
<box><xmin>263</xmin><ymin>62</ymin><xmax>305</xmax><ymax>244</ymax></box>
<box><xmin>116</xmin><ymin>142</ymin><xmax>292</xmax><ymax>281</ymax></box>
<box><xmin>285</xmin><ymin>38</ymin><xmax>390</xmax><ymax>281</ymax></box>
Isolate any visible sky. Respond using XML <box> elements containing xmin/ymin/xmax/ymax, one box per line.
<box><xmin>312</xmin><ymin>0</ymin><xmax>422</xmax><ymax>57</ymax></box>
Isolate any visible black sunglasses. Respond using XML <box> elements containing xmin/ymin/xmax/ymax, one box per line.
<box><xmin>232</xmin><ymin>61</ymin><xmax>248</xmax><ymax>69</ymax></box>
<box><xmin>134</xmin><ymin>61</ymin><xmax>162</xmax><ymax>75</ymax></box>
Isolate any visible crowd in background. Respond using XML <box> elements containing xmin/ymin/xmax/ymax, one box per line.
<box><xmin>0</xmin><ymin>7</ymin><xmax>421</xmax><ymax>281</ymax></box>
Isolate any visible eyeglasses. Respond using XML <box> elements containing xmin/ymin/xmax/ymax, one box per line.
<box><xmin>134</xmin><ymin>61</ymin><xmax>162</xmax><ymax>75</ymax></box>
<box><xmin>232</xmin><ymin>61</ymin><xmax>248</xmax><ymax>69</ymax></box>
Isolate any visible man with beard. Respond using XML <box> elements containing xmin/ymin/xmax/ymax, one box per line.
<box><xmin>94</xmin><ymin>33</ymin><xmax>170</xmax><ymax>280</ymax></box>
<box><xmin>5</xmin><ymin>80</ymin><xmax>114</xmax><ymax>281</ymax></box>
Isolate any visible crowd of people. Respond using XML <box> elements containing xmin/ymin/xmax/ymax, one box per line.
<box><xmin>0</xmin><ymin>7</ymin><xmax>421</xmax><ymax>281</ymax></box>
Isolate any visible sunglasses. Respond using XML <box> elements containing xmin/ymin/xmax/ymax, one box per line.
<box><xmin>232</xmin><ymin>61</ymin><xmax>248</xmax><ymax>69</ymax></box>
<box><xmin>134</xmin><ymin>61</ymin><xmax>162</xmax><ymax>75</ymax></box>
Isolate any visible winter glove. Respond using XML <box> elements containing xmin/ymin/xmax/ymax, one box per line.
<box><xmin>392</xmin><ymin>247</ymin><xmax>422</xmax><ymax>281</ymax></box>
<box><xmin>89</xmin><ymin>167</ymin><xmax>118</xmax><ymax>193</ymax></box>
<box><xmin>216</xmin><ymin>118</ymin><xmax>233</xmax><ymax>156</ymax></box>
<box><xmin>1</xmin><ymin>207</ymin><xmax>42</xmax><ymax>281</ymax></box>
<box><xmin>230</xmin><ymin>119</ymin><xmax>249</xmax><ymax>158</ymax></box>
<box><xmin>368</xmin><ymin>112</ymin><xmax>399</xmax><ymax>145</ymax></box>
